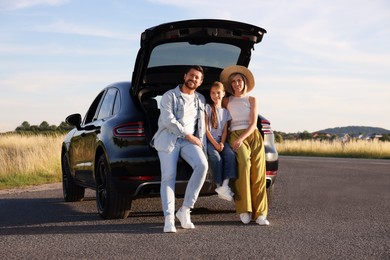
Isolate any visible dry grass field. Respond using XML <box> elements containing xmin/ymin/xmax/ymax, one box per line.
<box><xmin>1</xmin><ymin>134</ymin><xmax>389</xmax><ymax>190</ymax></box>
<box><xmin>0</xmin><ymin>134</ymin><xmax>63</xmax><ymax>189</ymax></box>
<box><xmin>276</xmin><ymin>139</ymin><xmax>390</xmax><ymax>159</ymax></box>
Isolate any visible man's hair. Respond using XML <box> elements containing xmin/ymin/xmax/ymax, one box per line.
<box><xmin>186</xmin><ymin>65</ymin><xmax>204</xmax><ymax>79</ymax></box>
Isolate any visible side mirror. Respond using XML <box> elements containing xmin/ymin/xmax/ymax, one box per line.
<box><xmin>66</xmin><ymin>114</ymin><xmax>82</xmax><ymax>130</ymax></box>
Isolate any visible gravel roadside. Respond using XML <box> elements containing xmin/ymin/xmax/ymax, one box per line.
<box><xmin>0</xmin><ymin>182</ymin><xmax>62</xmax><ymax>195</ymax></box>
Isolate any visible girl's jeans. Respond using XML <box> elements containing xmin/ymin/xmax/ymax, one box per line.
<box><xmin>207</xmin><ymin>141</ymin><xmax>237</xmax><ymax>185</ymax></box>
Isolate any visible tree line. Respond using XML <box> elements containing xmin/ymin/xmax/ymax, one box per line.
<box><xmin>13</xmin><ymin>121</ymin><xmax>74</xmax><ymax>134</ymax></box>
<box><xmin>7</xmin><ymin>121</ymin><xmax>390</xmax><ymax>142</ymax></box>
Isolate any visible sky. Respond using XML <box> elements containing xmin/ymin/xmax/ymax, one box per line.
<box><xmin>0</xmin><ymin>0</ymin><xmax>389</xmax><ymax>133</ymax></box>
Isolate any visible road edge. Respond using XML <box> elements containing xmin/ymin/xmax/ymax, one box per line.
<box><xmin>0</xmin><ymin>182</ymin><xmax>62</xmax><ymax>195</ymax></box>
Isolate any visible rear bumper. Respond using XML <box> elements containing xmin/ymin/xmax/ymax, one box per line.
<box><xmin>109</xmin><ymin>153</ymin><xmax>278</xmax><ymax>197</ymax></box>
<box><xmin>109</xmin><ymin>156</ymin><xmax>215</xmax><ymax>197</ymax></box>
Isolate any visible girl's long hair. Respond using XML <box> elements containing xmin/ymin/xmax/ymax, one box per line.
<box><xmin>210</xmin><ymin>81</ymin><xmax>225</xmax><ymax>129</ymax></box>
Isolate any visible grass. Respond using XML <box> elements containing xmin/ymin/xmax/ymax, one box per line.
<box><xmin>276</xmin><ymin>139</ymin><xmax>390</xmax><ymax>159</ymax></box>
<box><xmin>0</xmin><ymin>134</ymin><xmax>63</xmax><ymax>189</ymax></box>
<box><xmin>1</xmin><ymin>134</ymin><xmax>389</xmax><ymax>190</ymax></box>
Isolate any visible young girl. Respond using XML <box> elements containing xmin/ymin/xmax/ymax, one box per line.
<box><xmin>205</xmin><ymin>81</ymin><xmax>237</xmax><ymax>201</ymax></box>
<box><xmin>220</xmin><ymin>65</ymin><xmax>269</xmax><ymax>226</ymax></box>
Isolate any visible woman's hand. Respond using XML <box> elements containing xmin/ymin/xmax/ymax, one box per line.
<box><xmin>232</xmin><ymin>138</ymin><xmax>242</xmax><ymax>152</ymax></box>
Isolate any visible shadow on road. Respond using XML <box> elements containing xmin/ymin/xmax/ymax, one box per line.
<box><xmin>0</xmin><ymin>191</ymin><xmax>238</xmax><ymax>236</ymax></box>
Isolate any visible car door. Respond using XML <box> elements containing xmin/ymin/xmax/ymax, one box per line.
<box><xmin>79</xmin><ymin>88</ymin><xmax>120</xmax><ymax>184</ymax></box>
<box><xmin>69</xmin><ymin>90</ymin><xmax>105</xmax><ymax>184</ymax></box>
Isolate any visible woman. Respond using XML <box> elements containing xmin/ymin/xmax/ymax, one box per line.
<box><xmin>220</xmin><ymin>65</ymin><xmax>269</xmax><ymax>226</ymax></box>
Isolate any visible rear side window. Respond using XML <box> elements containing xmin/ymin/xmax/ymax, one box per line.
<box><xmin>96</xmin><ymin>88</ymin><xmax>118</xmax><ymax>120</ymax></box>
<box><xmin>84</xmin><ymin>91</ymin><xmax>104</xmax><ymax>124</ymax></box>
<box><xmin>112</xmin><ymin>90</ymin><xmax>121</xmax><ymax>115</ymax></box>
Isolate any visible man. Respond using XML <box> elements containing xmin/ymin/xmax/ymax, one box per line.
<box><xmin>151</xmin><ymin>65</ymin><xmax>208</xmax><ymax>233</ymax></box>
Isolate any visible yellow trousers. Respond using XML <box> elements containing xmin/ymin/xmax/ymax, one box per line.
<box><xmin>229</xmin><ymin>129</ymin><xmax>268</xmax><ymax>220</ymax></box>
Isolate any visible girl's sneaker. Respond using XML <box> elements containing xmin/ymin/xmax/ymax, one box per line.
<box><xmin>215</xmin><ymin>186</ymin><xmax>233</xmax><ymax>201</ymax></box>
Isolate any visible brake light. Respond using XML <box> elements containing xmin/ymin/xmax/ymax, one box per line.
<box><xmin>113</xmin><ymin>122</ymin><xmax>145</xmax><ymax>137</ymax></box>
<box><xmin>262</xmin><ymin>125</ymin><xmax>272</xmax><ymax>135</ymax></box>
<box><xmin>266</xmin><ymin>171</ymin><xmax>277</xmax><ymax>176</ymax></box>
<box><xmin>119</xmin><ymin>176</ymin><xmax>155</xmax><ymax>181</ymax></box>
<box><xmin>261</xmin><ymin>120</ymin><xmax>273</xmax><ymax>135</ymax></box>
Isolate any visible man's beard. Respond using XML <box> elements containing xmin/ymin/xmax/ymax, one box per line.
<box><xmin>184</xmin><ymin>80</ymin><xmax>197</xmax><ymax>90</ymax></box>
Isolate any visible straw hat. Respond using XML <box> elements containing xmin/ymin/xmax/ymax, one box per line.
<box><xmin>219</xmin><ymin>65</ymin><xmax>255</xmax><ymax>94</ymax></box>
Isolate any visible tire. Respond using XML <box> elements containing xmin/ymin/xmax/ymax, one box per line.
<box><xmin>62</xmin><ymin>153</ymin><xmax>85</xmax><ymax>202</ymax></box>
<box><xmin>95</xmin><ymin>154</ymin><xmax>132</xmax><ymax>219</ymax></box>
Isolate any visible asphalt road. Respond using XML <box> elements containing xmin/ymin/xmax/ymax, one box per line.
<box><xmin>0</xmin><ymin>156</ymin><xmax>389</xmax><ymax>260</ymax></box>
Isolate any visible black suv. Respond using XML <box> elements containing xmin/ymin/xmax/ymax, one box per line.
<box><xmin>62</xmin><ymin>19</ymin><xmax>279</xmax><ymax>219</ymax></box>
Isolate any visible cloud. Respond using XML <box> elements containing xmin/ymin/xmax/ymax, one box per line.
<box><xmin>0</xmin><ymin>71</ymin><xmax>119</xmax><ymax>93</ymax></box>
<box><xmin>0</xmin><ymin>43</ymin><xmax>136</xmax><ymax>56</ymax></box>
<box><xmin>0</xmin><ymin>71</ymin><xmax>119</xmax><ymax>131</ymax></box>
<box><xmin>31</xmin><ymin>20</ymin><xmax>137</xmax><ymax>40</ymax></box>
<box><xmin>0</xmin><ymin>0</ymin><xmax>70</xmax><ymax>10</ymax></box>
<box><xmin>1</xmin><ymin>0</ymin><xmax>389</xmax><ymax>133</ymax></box>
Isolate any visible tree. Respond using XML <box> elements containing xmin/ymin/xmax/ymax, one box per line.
<box><xmin>57</xmin><ymin>121</ymin><xmax>74</xmax><ymax>132</ymax></box>
<box><xmin>298</xmin><ymin>131</ymin><xmax>312</xmax><ymax>140</ymax></box>
<box><xmin>380</xmin><ymin>134</ymin><xmax>390</xmax><ymax>142</ymax></box>
<box><xmin>39</xmin><ymin>121</ymin><xmax>50</xmax><ymax>131</ymax></box>
<box><xmin>30</xmin><ymin>125</ymin><xmax>39</xmax><ymax>133</ymax></box>
<box><xmin>15</xmin><ymin>121</ymin><xmax>31</xmax><ymax>131</ymax></box>
<box><xmin>274</xmin><ymin>133</ymin><xmax>283</xmax><ymax>143</ymax></box>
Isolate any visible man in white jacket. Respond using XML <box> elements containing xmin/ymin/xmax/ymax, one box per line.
<box><xmin>151</xmin><ymin>65</ymin><xmax>208</xmax><ymax>233</ymax></box>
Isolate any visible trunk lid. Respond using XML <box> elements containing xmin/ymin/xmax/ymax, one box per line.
<box><xmin>131</xmin><ymin>19</ymin><xmax>267</xmax><ymax>96</ymax></box>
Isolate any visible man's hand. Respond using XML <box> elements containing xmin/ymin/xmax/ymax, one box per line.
<box><xmin>185</xmin><ymin>134</ymin><xmax>203</xmax><ymax>148</ymax></box>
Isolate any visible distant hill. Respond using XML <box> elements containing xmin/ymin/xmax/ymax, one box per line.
<box><xmin>315</xmin><ymin>126</ymin><xmax>390</xmax><ymax>135</ymax></box>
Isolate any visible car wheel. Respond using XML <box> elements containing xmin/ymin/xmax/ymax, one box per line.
<box><xmin>62</xmin><ymin>153</ymin><xmax>85</xmax><ymax>202</ymax></box>
<box><xmin>95</xmin><ymin>153</ymin><xmax>132</xmax><ymax>219</ymax></box>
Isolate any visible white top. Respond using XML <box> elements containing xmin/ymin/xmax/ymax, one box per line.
<box><xmin>181</xmin><ymin>92</ymin><xmax>197</xmax><ymax>135</ymax></box>
<box><xmin>227</xmin><ymin>96</ymin><xmax>250</xmax><ymax>131</ymax></box>
<box><xmin>206</xmin><ymin>104</ymin><xmax>232</xmax><ymax>143</ymax></box>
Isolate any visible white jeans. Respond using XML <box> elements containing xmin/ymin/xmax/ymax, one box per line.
<box><xmin>158</xmin><ymin>138</ymin><xmax>208</xmax><ymax>217</ymax></box>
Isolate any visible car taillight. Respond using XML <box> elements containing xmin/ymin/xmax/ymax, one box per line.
<box><xmin>266</xmin><ymin>170</ymin><xmax>277</xmax><ymax>176</ymax></box>
<box><xmin>113</xmin><ymin>122</ymin><xmax>145</xmax><ymax>137</ymax></box>
<box><xmin>261</xmin><ymin>120</ymin><xmax>273</xmax><ymax>135</ymax></box>
<box><xmin>119</xmin><ymin>176</ymin><xmax>155</xmax><ymax>181</ymax></box>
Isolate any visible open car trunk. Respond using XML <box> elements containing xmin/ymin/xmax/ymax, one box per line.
<box><xmin>132</xmin><ymin>19</ymin><xmax>266</xmax><ymax>141</ymax></box>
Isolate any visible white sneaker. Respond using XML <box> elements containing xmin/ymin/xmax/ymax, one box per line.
<box><xmin>163</xmin><ymin>216</ymin><xmax>176</xmax><ymax>233</ymax></box>
<box><xmin>176</xmin><ymin>208</ymin><xmax>195</xmax><ymax>229</ymax></box>
<box><xmin>215</xmin><ymin>186</ymin><xmax>233</xmax><ymax>202</ymax></box>
<box><xmin>240</xmin><ymin>213</ymin><xmax>251</xmax><ymax>224</ymax></box>
<box><xmin>256</xmin><ymin>215</ymin><xmax>270</xmax><ymax>226</ymax></box>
